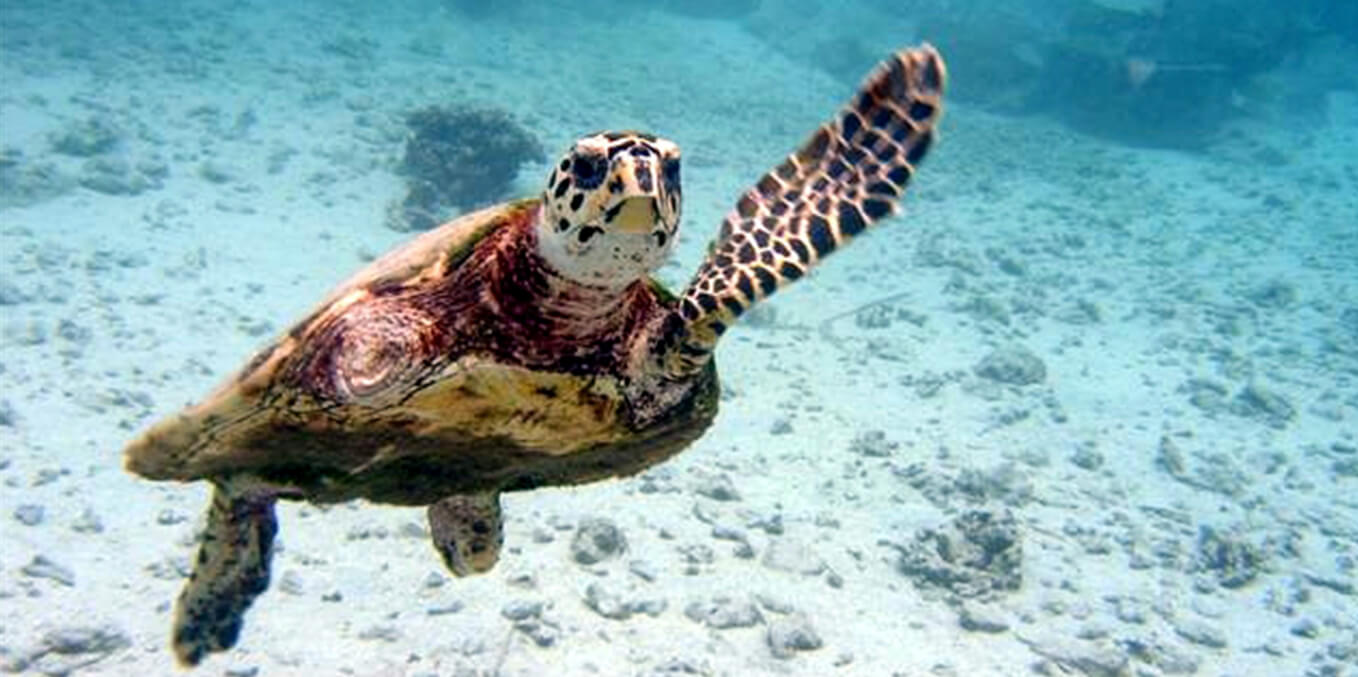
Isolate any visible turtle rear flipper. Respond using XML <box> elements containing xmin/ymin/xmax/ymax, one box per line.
<box><xmin>173</xmin><ymin>482</ymin><xmax>279</xmax><ymax>667</ymax></box>
<box><xmin>665</xmin><ymin>45</ymin><xmax>946</xmax><ymax>377</ymax></box>
<box><xmin>428</xmin><ymin>491</ymin><xmax>504</xmax><ymax>576</ymax></box>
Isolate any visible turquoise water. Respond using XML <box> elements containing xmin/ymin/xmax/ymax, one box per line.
<box><xmin>2</xmin><ymin>1</ymin><xmax>1356</xmax><ymax>674</ymax></box>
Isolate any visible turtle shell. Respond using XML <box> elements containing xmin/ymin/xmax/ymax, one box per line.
<box><xmin>124</xmin><ymin>198</ymin><xmax>719</xmax><ymax>505</ymax></box>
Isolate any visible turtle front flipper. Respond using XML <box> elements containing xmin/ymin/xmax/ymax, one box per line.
<box><xmin>172</xmin><ymin>480</ymin><xmax>279</xmax><ymax>667</ymax></box>
<box><xmin>427</xmin><ymin>491</ymin><xmax>504</xmax><ymax>576</ymax></box>
<box><xmin>664</xmin><ymin>45</ymin><xmax>946</xmax><ymax>377</ymax></box>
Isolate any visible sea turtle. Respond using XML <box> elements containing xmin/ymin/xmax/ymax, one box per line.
<box><xmin>124</xmin><ymin>45</ymin><xmax>945</xmax><ymax>666</ymax></box>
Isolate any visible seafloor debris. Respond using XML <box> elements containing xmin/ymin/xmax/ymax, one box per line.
<box><xmin>48</xmin><ymin>117</ymin><xmax>121</xmax><ymax>157</ymax></box>
<box><xmin>973</xmin><ymin>344</ymin><xmax>1047</xmax><ymax>386</ymax></box>
<box><xmin>0</xmin><ymin>625</ymin><xmax>131</xmax><ymax>675</ymax></box>
<box><xmin>387</xmin><ymin>105</ymin><xmax>543</xmax><ymax>231</ymax></box>
<box><xmin>1194</xmin><ymin>524</ymin><xmax>1266</xmax><ymax>589</ymax></box>
<box><xmin>885</xmin><ymin>508</ymin><xmax>1023</xmax><ymax>600</ymax></box>
<box><xmin>570</xmin><ymin>517</ymin><xmax>628</xmax><ymax>565</ymax></box>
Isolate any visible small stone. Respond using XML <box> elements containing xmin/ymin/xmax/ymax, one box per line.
<box><xmin>693</xmin><ymin>472</ymin><xmax>741</xmax><ymax>501</ymax></box>
<box><xmin>974</xmin><ymin>345</ymin><xmax>1046</xmax><ymax>386</ymax></box>
<box><xmin>70</xmin><ymin>508</ymin><xmax>104</xmax><ymax>534</ymax></box>
<box><xmin>199</xmin><ymin>161</ymin><xmax>238</xmax><ymax>184</ymax></box>
<box><xmin>958</xmin><ymin>603</ymin><xmax>1009</xmax><ymax>633</ymax></box>
<box><xmin>711</xmin><ymin>524</ymin><xmax>746</xmax><ymax>542</ymax></box>
<box><xmin>501</xmin><ymin>599</ymin><xmax>543</xmax><ymax>621</ymax></box>
<box><xmin>357</xmin><ymin>625</ymin><xmax>400</xmax><ymax>642</ymax></box>
<box><xmin>14</xmin><ymin>503</ymin><xmax>44</xmax><ymax>526</ymax></box>
<box><xmin>770</xmin><ymin>418</ymin><xmax>793</xmax><ymax>435</ymax></box>
<box><xmin>628</xmin><ymin>559</ymin><xmax>658</xmax><ymax>582</ymax></box>
<box><xmin>583</xmin><ymin>583</ymin><xmax>631</xmax><ymax>621</ymax></box>
<box><xmin>1230</xmin><ymin>383</ymin><xmax>1296</xmax><ymax>428</ymax></box>
<box><xmin>749</xmin><ymin>513</ymin><xmax>784</xmax><ymax>535</ymax></box>
<box><xmin>1123</xmin><ymin>637</ymin><xmax>1201</xmax><ymax>675</ymax></box>
<box><xmin>849</xmin><ymin>429</ymin><xmax>897</xmax><ymax>457</ymax></box>
<box><xmin>426</xmin><ymin>600</ymin><xmax>463</xmax><ymax>616</ymax></box>
<box><xmin>761</xmin><ymin>538</ymin><xmax>825</xmax><ymax>576</ymax></box>
<box><xmin>1303</xmin><ymin>572</ymin><xmax>1355</xmax><ymax>596</ymax></box>
<box><xmin>50</xmin><ymin>118</ymin><xmax>121</xmax><ymax>156</ymax></box>
<box><xmin>18</xmin><ymin>624</ymin><xmax>131</xmax><ymax>674</ymax></box>
<box><xmin>156</xmin><ymin>509</ymin><xmax>187</xmax><ymax>525</ymax></box>
<box><xmin>755</xmin><ymin>593</ymin><xmax>796</xmax><ymax>614</ymax></box>
<box><xmin>1291</xmin><ymin>618</ymin><xmax>1320</xmax><ymax>638</ymax></box>
<box><xmin>571</xmin><ymin>517</ymin><xmax>627</xmax><ymax>565</ymax></box>
<box><xmin>1069</xmin><ymin>444</ymin><xmax>1103</xmax><ymax>471</ymax></box>
<box><xmin>684</xmin><ymin>597</ymin><xmax>762</xmax><ymax>629</ymax></box>
<box><xmin>1196</xmin><ymin>525</ymin><xmax>1262</xmax><ymax>589</ymax></box>
<box><xmin>515</xmin><ymin>620</ymin><xmax>559</xmax><ymax>647</ymax></box>
<box><xmin>21</xmin><ymin>555</ymin><xmax>75</xmax><ymax>586</ymax></box>
<box><xmin>277</xmin><ymin>571</ymin><xmax>304</xmax><ymax>595</ymax></box>
<box><xmin>626</xmin><ymin>597</ymin><xmax>667</xmax><ymax>617</ymax></box>
<box><xmin>1173</xmin><ymin>617</ymin><xmax>1227</xmax><ymax>649</ymax></box>
<box><xmin>1019</xmin><ymin>631</ymin><xmax>1127</xmax><ymax>676</ymax></box>
<box><xmin>0</xmin><ymin>279</ymin><xmax>31</xmax><ymax>305</ymax></box>
<box><xmin>890</xmin><ymin>509</ymin><xmax>1022</xmax><ymax>599</ymax></box>
<box><xmin>1110</xmin><ymin>596</ymin><xmax>1147</xmax><ymax>625</ymax></box>
<box><xmin>767</xmin><ymin>613</ymin><xmax>822</xmax><ymax>659</ymax></box>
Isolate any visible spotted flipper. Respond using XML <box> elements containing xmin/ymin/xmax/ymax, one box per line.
<box><xmin>172</xmin><ymin>481</ymin><xmax>278</xmax><ymax>667</ymax></box>
<box><xmin>665</xmin><ymin>45</ymin><xmax>945</xmax><ymax>377</ymax></box>
<box><xmin>427</xmin><ymin>492</ymin><xmax>503</xmax><ymax>576</ymax></box>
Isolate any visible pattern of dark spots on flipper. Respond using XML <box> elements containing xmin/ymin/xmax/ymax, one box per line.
<box><xmin>172</xmin><ymin>483</ymin><xmax>278</xmax><ymax>667</ymax></box>
<box><xmin>669</xmin><ymin>44</ymin><xmax>946</xmax><ymax>378</ymax></box>
<box><xmin>428</xmin><ymin>491</ymin><xmax>503</xmax><ymax>577</ymax></box>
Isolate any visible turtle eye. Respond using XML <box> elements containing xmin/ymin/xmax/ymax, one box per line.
<box><xmin>661</xmin><ymin>157</ymin><xmax>681</xmax><ymax>191</ymax></box>
<box><xmin>572</xmin><ymin>152</ymin><xmax>608</xmax><ymax>189</ymax></box>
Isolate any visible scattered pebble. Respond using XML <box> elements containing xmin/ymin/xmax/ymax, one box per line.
<box><xmin>684</xmin><ymin>596</ymin><xmax>762</xmax><ymax>629</ymax></box>
<box><xmin>888</xmin><ymin>509</ymin><xmax>1022</xmax><ymax>599</ymax></box>
<box><xmin>570</xmin><ymin>517</ymin><xmax>627</xmax><ymax>565</ymax></box>
<box><xmin>70</xmin><ymin>508</ymin><xmax>104</xmax><ymax>534</ymax></box>
<box><xmin>357</xmin><ymin>625</ymin><xmax>400</xmax><ymax>642</ymax></box>
<box><xmin>973</xmin><ymin>344</ymin><xmax>1047</xmax><ymax>386</ymax></box>
<box><xmin>1018</xmin><ymin>629</ymin><xmax>1128</xmax><ymax>677</ymax></box>
<box><xmin>628</xmin><ymin>559</ymin><xmax>658</xmax><ymax>582</ymax></box>
<box><xmin>761</xmin><ymin>538</ymin><xmax>826</xmax><ymax>576</ymax></box>
<box><xmin>501</xmin><ymin>599</ymin><xmax>543</xmax><ymax>621</ymax></box>
<box><xmin>958</xmin><ymin>603</ymin><xmax>1010</xmax><ymax>633</ymax></box>
<box><xmin>14</xmin><ymin>503</ymin><xmax>45</xmax><ymax>526</ymax></box>
<box><xmin>1173</xmin><ymin>617</ymin><xmax>1228</xmax><ymax>649</ymax></box>
<box><xmin>21</xmin><ymin>554</ymin><xmax>75</xmax><ymax>586</ymax></box>
<box><xmin>767</xmin><ymin>613</ymin><xmax>822</xmax><ymax>659</ymax></box>
<box><xmin>849</xmin><ymin>429</ymin><xmax>897</xmax><ymax>457</ymax></box>
<box><xmin>692</xmin><ymin>472</ymin><xmax>741</xmax><ymax>501</ymax></box>
<box><xmin>426</xmin><ymin>600</ymin><xmax>463</xmax><ymax>616</ymax></box>
<box><xmin>583</xmin><ymin>582</ymin><xmax>666</xmax><ymax>621</ymax></box>
<box><xmin>3</xmin><ymin>624</ymin><xmax>131</xmax><ymax>675</ymax></box>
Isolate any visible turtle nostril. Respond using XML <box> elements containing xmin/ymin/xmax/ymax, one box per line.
<box><xmin>577</xmin><ymin>226</ymin><xmax>603</xmax><ymax>244</ymax></box>
<box><xmin>654</xmin><ymin>231</ymin><xmax>668</xmax><ymax>248</ymax></box>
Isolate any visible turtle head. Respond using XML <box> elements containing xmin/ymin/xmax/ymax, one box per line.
<box><xmin>537</xmin><ymin>131</ymin><xmax>681</xmax><ymax>287</ymax></box>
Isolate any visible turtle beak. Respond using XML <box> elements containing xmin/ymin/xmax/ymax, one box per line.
<box><xmin>609</xmin><ymin>196</ymin><xmax>660</xmax><ymax>235</ymax></box>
